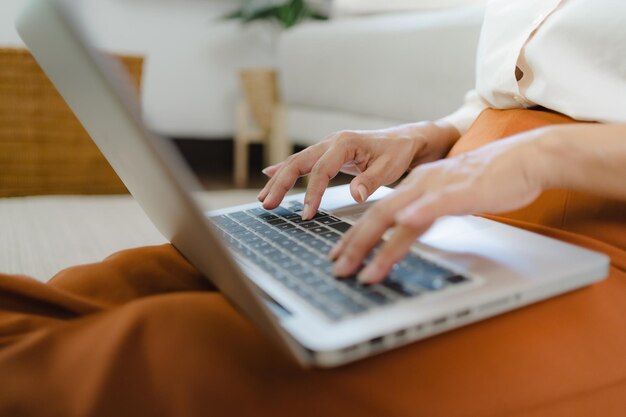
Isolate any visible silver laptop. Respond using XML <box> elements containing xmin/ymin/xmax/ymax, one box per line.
<box><xmin>17</xmin><ymin>0</ymin><xmax>609</xmax><ymax>368</ymax></box>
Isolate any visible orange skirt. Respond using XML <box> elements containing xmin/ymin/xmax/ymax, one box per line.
<box><xmin>0</xmin><ymin>109</ymin><xmax>625</xmax><ymax>417</ymax></box>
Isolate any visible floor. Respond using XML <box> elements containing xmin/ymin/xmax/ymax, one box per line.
<box><xmin>0</xmin><ymin>190</ymin><xmax>265</xmax><ymax>281</ymax></box>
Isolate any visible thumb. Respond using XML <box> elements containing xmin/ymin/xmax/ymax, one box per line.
<box><xmin>349</xmin><ymin>159</ymin><xmax>389</xmax><ymax>203</ymax></box>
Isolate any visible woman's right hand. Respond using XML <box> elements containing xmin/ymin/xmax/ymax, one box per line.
<box><xmin>257</xmin><ymin>121</ymin><xmax>460</xmax><ymax>220</ymax></box>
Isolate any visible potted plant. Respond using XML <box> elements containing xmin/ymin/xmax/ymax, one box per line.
<box><xmin>225</xmin><ymin>0</ymin><xmax>329</xmax><ymax>29</ymax></box>
<box><xmin>225</xmin><ymin>0</ymin><xmax>329</xmax><ymax>120</ymax></box>
<box><xmin>225</xmin><ymin>1</ymin><xmax>329</xmax><ymax>186</ymax></box>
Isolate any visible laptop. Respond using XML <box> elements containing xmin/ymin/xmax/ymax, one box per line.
<box><xmin>16</xmin><ymin>0</ymin><xmax>609</xmax><ymax>368</ymax></box>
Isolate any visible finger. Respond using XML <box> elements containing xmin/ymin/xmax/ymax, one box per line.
<box><xmin>259</xmin><ymin>160</ymin><xmax>303</xmax><ymax>202</ymax></box>
<box><xmin>302</xmin><ymin>144</ymin><xmax>354</xmax><ymax>219</ymax></box>
<box><xmin>261</xmin><ymin>163</ymin><xmax>304</xmax><ymax>209</ymax></box>
<box><xmin>260</xmin><ymin>145</ymin><xmax>328</xmax><ymax>208</ymax></box>
<box><xmin>349</xmin><ymin>157</ymin><xmax>392</xmax><ymax>203</ymax></box>
<box><xmin>328</xmin><ymin>223</ymin><xmax>358</xmax><ymax>260</ymax></box>
<box><xmin>328</xmin><ymin>239</ymin><xmax>343</xmax><ymax>260</ymax></box>
<box><xmin>261</xmin><ymin>163</ymin><xmax>282</xmax><ymax>178</ymax></box>
<box><xmin>332</xmin><ymin>186</ymin><xmax>426</xmax><ymax>277</ymax></box>
<box><xmin>357</xmin><ymin>224</ymin><xmax>430</xmax><ymax>284</ymax></box>
<box><xmin>257</xmin><ymin>163</ymin><xmax>285</xmax><ymax>201</ymax></box>
<box><xmin>331</xmin><ymin>204</ymin><xmax>395</xmax><ymax>277</ymax></box>
<box><xmin>257</xmin><ymin>176</ymin><xmax>275</xmax><ymax>202</ymax></box>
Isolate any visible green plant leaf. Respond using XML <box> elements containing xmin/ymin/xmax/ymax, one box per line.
<box><xmin>222</xmin><ymin>0</ymin><xmax>328</xmax><ymax>29</ymax></box>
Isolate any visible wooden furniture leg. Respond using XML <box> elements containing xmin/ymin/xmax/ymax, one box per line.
<box><xmin>267</xmin><ymin>103</ymin><xmax>291</xmax><ymax>166</ymax></box>
<box><xmin>233</xmin><ymin>102</ymin><xmax>251</xmax><ymax>189</ymax></box>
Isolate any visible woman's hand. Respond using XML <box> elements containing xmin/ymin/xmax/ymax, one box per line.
<box><xmin>258</xmin><ymin>121</ymin><xmax>460</xmax><ymax>220</ymax></box>
<box><xmin>330</xmin><ymin>128</ymin><xmax>551</xmax><ymax>284</ymax></box>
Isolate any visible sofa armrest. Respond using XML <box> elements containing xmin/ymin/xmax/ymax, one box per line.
<box><xmin>278</xmin><ymin>6</ymin><xmax>484</xmax><ymax>124</ymax></box>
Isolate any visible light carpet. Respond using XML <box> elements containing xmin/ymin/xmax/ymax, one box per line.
<box><xmin>0</xmin><ymin>190</ymin><xmax>283</xmax><ymax>282</ymax></box>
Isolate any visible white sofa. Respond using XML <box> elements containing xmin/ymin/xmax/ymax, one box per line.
<box><xmin>278</xmin><ymin>5</ymin><xmax>485</xmax><ymax>146</ymax></box>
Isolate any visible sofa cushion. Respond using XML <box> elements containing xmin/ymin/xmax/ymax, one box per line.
<box><xmin>278</xmin><ymin>6</ymin><xmax>484</xmax><ymax>132</ymax></box>
<box><xmin>333</xmin><ymin>0</ymin><xmax>487</xmax><ymax>16</ymax></box>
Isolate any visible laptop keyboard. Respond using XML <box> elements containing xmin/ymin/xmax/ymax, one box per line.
<box><xmin>210</xmin><ymin>201</ymin><xmax>470</xmax><ymax>321</ymax></box>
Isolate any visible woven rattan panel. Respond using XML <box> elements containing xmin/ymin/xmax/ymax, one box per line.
<box><xmin>0</xmin><ymin>48</ymin><xmax>143</xmax><ymax>197</ymax></box>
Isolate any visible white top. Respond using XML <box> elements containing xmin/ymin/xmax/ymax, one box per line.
<box><xmin>443</xmin><ymin>0</ymin><xmax>626</xmax><ymax>134</ymax></box>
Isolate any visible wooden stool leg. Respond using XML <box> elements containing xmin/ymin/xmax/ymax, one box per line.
<box><xmin>267</xmin><ymin>103</ymin><xmax>291</xmax><ymax>167</ymax></box>
<box><xmin>234</xmin><ymin>102</ymin><xmax>250</xmax><ymax>188</ymax></box>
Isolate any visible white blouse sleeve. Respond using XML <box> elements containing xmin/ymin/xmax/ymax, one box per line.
<box><xmin>439</xmin><ymin>90</ymin><xmax>490</xmax><ymax>135</ymax></box>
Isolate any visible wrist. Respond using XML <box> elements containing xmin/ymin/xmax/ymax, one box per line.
<box><xmin>406</xmin><ymin>121</ymin><xmax>461</xmax><ymax>168</ymax></box>
<box><xmin>525</xmin><ymin>126</ymin><xmax>569</xmax><ymax>191</ymax></box>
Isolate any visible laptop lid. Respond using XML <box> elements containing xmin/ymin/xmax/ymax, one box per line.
<box><xmin>16</xmin><ymin>0</ymin><xmax>311</xmax><ymax>366</ymax></box>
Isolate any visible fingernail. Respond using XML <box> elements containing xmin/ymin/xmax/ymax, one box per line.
<box><xmin>333</xmin><ymin>257</ymin><xmax>352</xmax><ymax>277</ymax></box>
<box><xmin>262</xmin><ymin>168</ymin><xmax>270</xmax><ymax>176</ymax></box>
<box><xmin>357</xmin><ymin>264</ymin><xmax>381</xmax><ymax>284</ymax></box>
<box><xmin>301</xmin><ymin>203</ymin><xmax>312</xmax><ymax>220</ymax></box>
<box><xmin>357</xmin><ymin>184</ymin><xmax>368</xmax><ymax>203</ymax></box>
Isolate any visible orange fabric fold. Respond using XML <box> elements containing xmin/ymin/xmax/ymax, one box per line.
<box><xmin>0</xmin><ymin>109</ymin><xmax>625</xmax><ymax>417</ymax></box>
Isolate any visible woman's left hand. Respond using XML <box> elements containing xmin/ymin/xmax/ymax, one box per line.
<box><xmin>330</xmin><ymin>129</ymin><xmax>550</xmax><ymax>284</ymax></box>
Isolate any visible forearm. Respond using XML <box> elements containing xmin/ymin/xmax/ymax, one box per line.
<box><xmin>535</xmin><ymin>123</ymin><xmax>626</xmax><ymax>200</ymax></box>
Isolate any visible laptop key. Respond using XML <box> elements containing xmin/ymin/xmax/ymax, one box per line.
<box><xmin>309</xmin><ymin>226</ymin><xmax>331</xmax><ymax>235</ymax></box>
<box><xmin>320</xmin><ymin>231</ymin><xmax>341</xmax><ymax>242</ymax></box>
<box><xmin>287</xmin><ymin>201</ymin><xmax>304</xmax><ymax>211</ymax></box>
<box><xmin>285</xmin><ymin>228</ymin><xmax>307</xmax><ymax>237</ymax></box>
<box><xmin>361</xmin><ymin>289</ymin><xmax>391</xmax><ymax>306</ymax></box>
<box><xmin>311</xmin><ymin>211</ymin><xmax>329</xmax><ymax>220</ymax></box>
<box><xmin>391</xmin><ymin>266</ymin><xmax>448</xmax><ymax>291</ymax></box>
<box><xmin>259</xmin><ymin>214</ymin><xmax>279</xmax><ymax>222</ymax></box>
<box><xmin>381</xmin><ymin>279</ymin><xmax>415</xmax><ymax>297</ymax></box>
<box><xmin>298</xmin><ymin>252</ymin><xmax>320</xmax><ymax>264</ymax></box>
<box><xmin>280</xmin><ymin>260</ymin><xmax>300</xmax><ymax>270</ymax></box>
<box><xmin>310</xmin><ymin>281</ymin><xmax>336</xmax><ymax>294</ymax></box>
<box><xmin>240</xmin><ymin>215</ymin><xmax>259</xmax><ymax>224</ymax></box>
<box><xmin>309</xmin><ymin>256</ymin><xmax>331</xmax><ymax>267</ymax></box>
<box><xmin>259</xmin><ymin>246</ymin><xmax>280</xmax><ymax>257</ymax></box>
<box><xmin>325</xmin><ymin>290</ymin><xmax>356</xmax><ymax>305</ymax></box>
<box><xmin>246</xmin><ymin>208</ymin><xmax>266</xmax><ymax>216</ymax></box>
<box><xmin>231</xmin><ymin>212</ymin><xmax>249</xmax><ymax>220</ymax></box>
<box><xmin>305</xmin><ymin>237</ymin><xmax>325</xmax><ymax>247</ymax></box>
<box><xmin>277</xmin><ymin>239</ymin><xmax>294</xmax><ymax>248</ymax></box>
<box><xmin>250</xmin><ymin>241</ymin><xmax>270</xmax><ymax>250</ymax></box>
<box><xmin>328</xmin><ymin>221</ymin><xmax>352</xmax><ymax>233</ymax></box>
<box><xmin>270</xmin><ymin>253</ymin><xmax>291</xmax><ymax>264</ymax></box>
<box><xmin>343</xmin><ymin>299</ymin><xmax>368</xmax><ymax>314</ymax></box>
<box><xmin>446</xmin><ymin>275</ymin><xmax>469</xmax><ymax>285</ymax></box>
<box><xmin>250</xmin><ymin>223</ymin><xmax>268</xmax><ymax>231</ymax></box>
<box><xmin>285</xmin><ymin>245</ymin><xmax>308</xmax><ymax>256</ymax></box>
<box><xmin>316</xmin><ymin>216</ymin><xmax>341</xmax><ymax>225</ymax></box>
<box><xmin>271</xmin><ymin>207</ymin><xmax>295</xmax><ymax>217</ymax></box>
<box><xmin>300</xmin><ymin>221</ymin><xmax>321</xmax><ymax>229</ymax></box>
<box><xmin>282</xmin><ymin>213</ymin><xmax>301</xmax><ymax>220</ymax></box>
